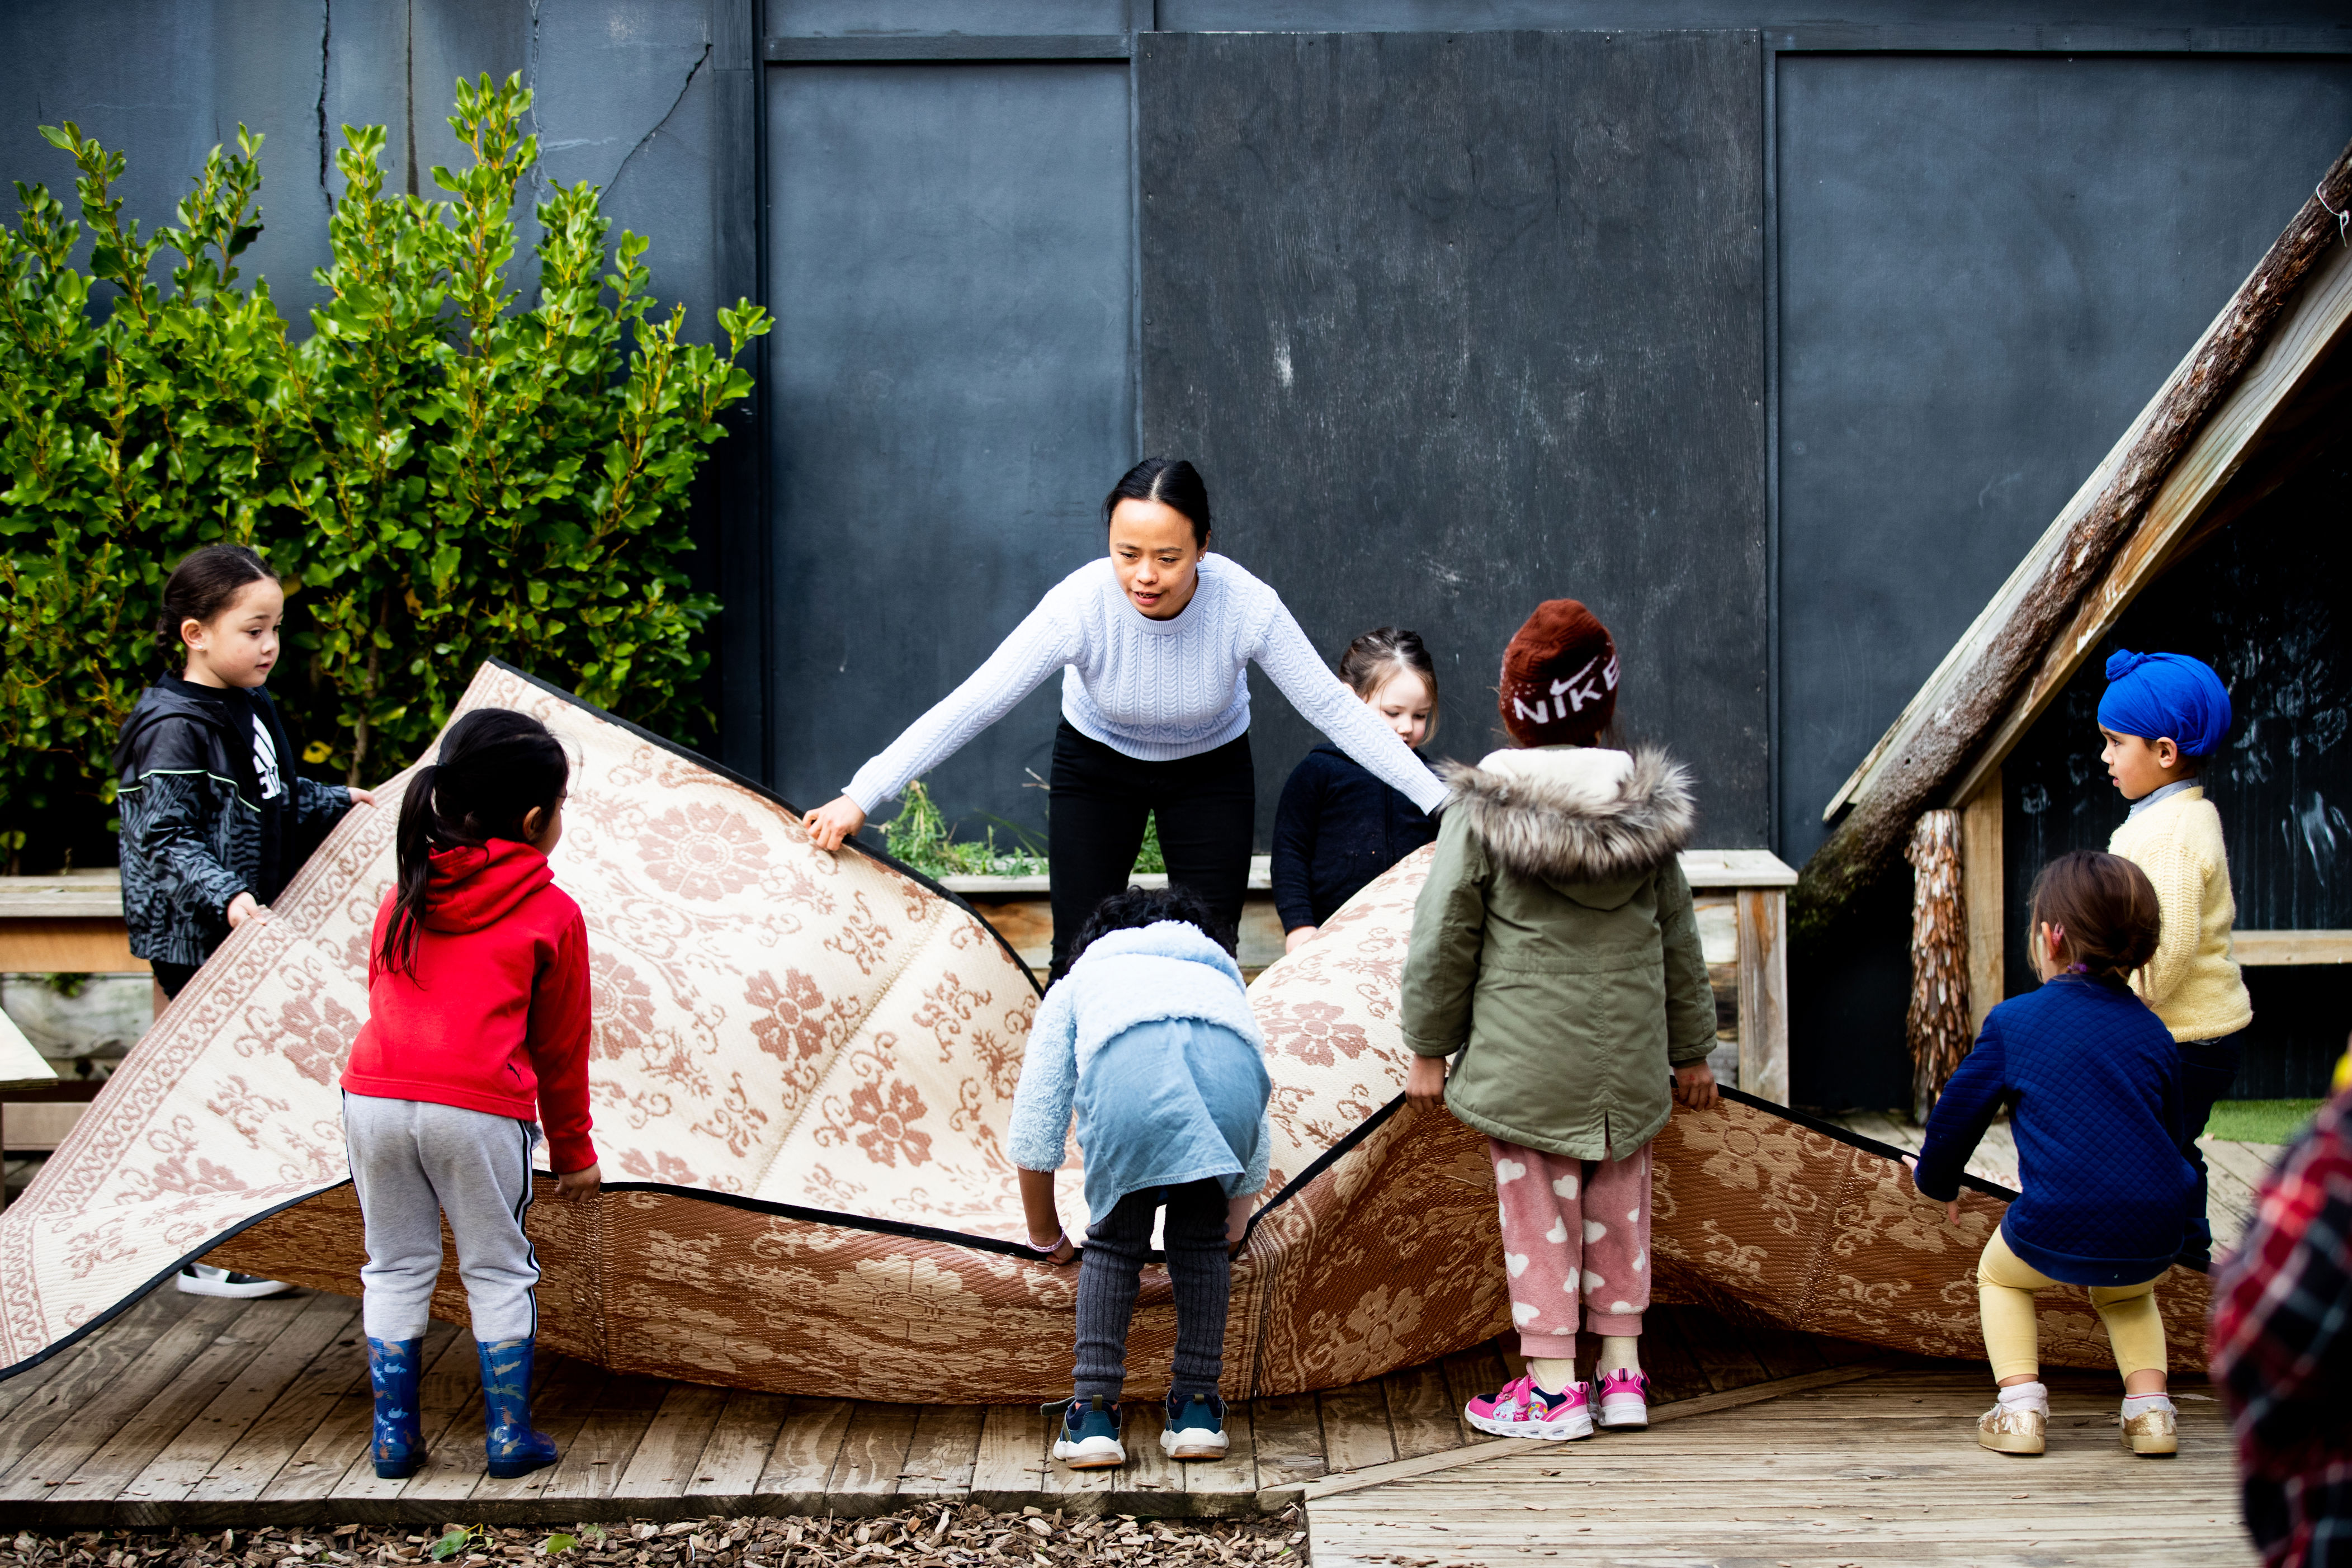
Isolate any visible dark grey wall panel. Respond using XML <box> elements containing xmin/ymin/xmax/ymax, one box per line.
<box><xmin>1778</xmin><ymin>54</ymin><xmax>2352</xmax><ymax>868</ymax></box>
<box><xmin>1</xmin><ymin>0</ymin><xmax>723</xmax><ymax>335</ymax></box>
<box><xmin>1778</xmin><ymin>51</ymin><xmax>2352</xmax><ymax>1108</ymax></box>
<box><xmin>1140</xmin><ymin>29</ymin><xmax>1768</xmax><ymax>849</ymax></box>
<box><xmin>774</xmin><ymin>0</ymin><xmax>1131</xmax><ymax>35</ymax></box>
<box><xmin>0</xmin><ymin>0</ymin><xmax>404</xmax><ymax>323</ymax></box>
<box><xmin>765</xmin><ymin>63</ymin><xmax>1135</xmax><ymax>829</ymax></box>
<box><xmin>1164</xmin><ymin>2</ymin><xmax>2352</xmax><ymax>27</ymax></box>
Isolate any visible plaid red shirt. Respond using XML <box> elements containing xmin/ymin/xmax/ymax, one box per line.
<box><xmin>2213</xmin><ymin>1090</ymin><xmax>2352</xmax><ymax>1568</ymax></box>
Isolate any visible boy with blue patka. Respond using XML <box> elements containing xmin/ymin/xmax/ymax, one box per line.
<box><xmin>2098</xmin><ymin>649</ymin><xmax>2253</xmax><ymax>1268</ymax></box>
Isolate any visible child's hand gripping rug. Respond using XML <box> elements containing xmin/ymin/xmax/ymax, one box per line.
<box><xmin>0</xmin><ymin>663</ymin><xmax>2208</xmax><ymax>1398</ymax></box>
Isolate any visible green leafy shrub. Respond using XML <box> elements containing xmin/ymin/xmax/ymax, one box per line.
<box><xmin>0</xmin><ymin>74</ymin><xmax>771</xmax><ymax>867</ymax></box>
<box><xmin>877</xmin><ymin>779</ymin><xmax>1166</xmax><ymax>880</ymax></box>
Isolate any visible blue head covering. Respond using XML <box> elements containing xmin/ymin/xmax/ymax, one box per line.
<box><xmin>2096</xmin><ymin>650</ymin><xmax>2231</xmax><ymax>756</ymax></box>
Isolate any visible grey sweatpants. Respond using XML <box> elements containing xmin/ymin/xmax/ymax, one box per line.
<box><xmin>343</xmin><ymin>1092</ymin><xmax>541</xmax><ymax>1343</ymax></box>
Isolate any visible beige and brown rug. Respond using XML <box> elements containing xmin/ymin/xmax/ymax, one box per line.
<box><xmin>0</xmin><ymin>663</ymin><xmax>2205</xmax><ymax>1400</ymax></box>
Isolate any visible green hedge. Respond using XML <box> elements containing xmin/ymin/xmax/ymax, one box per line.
<box><xmin>0</xmin><ymin>74</ymin><xmax>769</xmax><ymax>870</ymax></box>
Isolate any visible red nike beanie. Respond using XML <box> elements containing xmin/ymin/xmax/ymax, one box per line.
<box><xmin>1498</xmin><ymin>599</ymin><xmax>1618</xmax><ymax>747</ymax></box>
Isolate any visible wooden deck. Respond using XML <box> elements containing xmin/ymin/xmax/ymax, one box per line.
<box><xmin>1305</xmin><ymin>1361</ymin><xmax>2254</xmax><ymax>1567</ymax></box>
<box><xmin>0</xmin><ymin>1281</ymin><xmax>1876</xmax><ymax>1531</ymax></box>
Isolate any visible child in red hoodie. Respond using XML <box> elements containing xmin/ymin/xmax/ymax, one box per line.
<box><xmin>340</xmin><ymin>707</ymin><xmax>598</xmax><ymax>1482</ymax></box>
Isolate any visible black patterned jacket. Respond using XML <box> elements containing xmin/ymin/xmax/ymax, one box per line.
<box><xmin>112</xmin><ymin>677</ymin><xmax>351</xmax><ymax>967</ymax></box>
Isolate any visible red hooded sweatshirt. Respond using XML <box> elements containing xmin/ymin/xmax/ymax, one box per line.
<box><xmin>342</xmin><ymin>839</ymin><xmax>597</xmax><ymax>1173</ymax></box>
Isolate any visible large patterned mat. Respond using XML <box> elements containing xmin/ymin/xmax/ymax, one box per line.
<box><xmin>0</xmin><ymin>664</ymin><xmax>2206</xmax><ymax>1399</ymax></box>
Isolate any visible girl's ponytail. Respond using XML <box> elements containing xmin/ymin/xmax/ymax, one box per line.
<box><xmin>376</xmin><ymin>709</ymin><xmax>570</xmax><ymax>977</ymax></box>
<box><xmin>382</xmin><ymin>763</ymin><xmax>441</xmax><ymax>977</ymax></box>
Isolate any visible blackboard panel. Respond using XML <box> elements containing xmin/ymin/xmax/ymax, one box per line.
<box><xmin>763</xmin><ymin>63</ymin><xmax>1135</xmax><ymax>832</ymax></box>
<box><xmin>1140</xmin><ymin>30</ymin><xmax>1768</xmax><ymax>849</ymax></box>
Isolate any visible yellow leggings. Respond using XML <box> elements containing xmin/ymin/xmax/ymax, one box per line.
<box><xmin>1977</xmin><ymin>1229</ymin><xmax>2167</xmax><ymax>1383</ymax></box>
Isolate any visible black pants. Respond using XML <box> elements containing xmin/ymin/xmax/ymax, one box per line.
<box><xmin>2175</xmin><ymin>1029</ymin><xmax>2245</xmax><ymax>1267</ymax></box>
<box><xmin>1047</xmin><ymin>722</ymin><xmax>1254</xmax><ymax>980</ymax></box>
<box><xmin>1072</xmin><ymin>1178</ymin><xmax>1231</xmax><ymax>1405</ymax></box>
<box><xmin>151</xmin><ymin>960</ymin><xmax>201</xmax><ymax>1000</ymax></box>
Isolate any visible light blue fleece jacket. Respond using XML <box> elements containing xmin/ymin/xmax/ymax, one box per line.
<box><xmin>1008</xmin><ymin>921</ymin><xmax>1274</xmax><ymax>1206</ymax></box>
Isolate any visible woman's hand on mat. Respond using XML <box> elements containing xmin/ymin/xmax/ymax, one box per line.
<box><xmin>557</xmin><ymin>1162</ymin><xmax>602</xmax><ymax>1203</ymax></box>
<box><xmin>1899</xmin><ymin>1155</ymin><xmax>1961</xmax><ymax>1226</ymax></box>
<box><xmin>1672</xmin><ymin>1061</ymin><xmax>1719</xmax><ymax>1112</ymax></box>
<box><xmin>1284</xmin><ymin>925</ymin><xmax>1318</xmax><ymax>955</ymax></box>
<box><xmin>224</xmin><ymin>891</ymin><xmax>268</xmax><ymax>929</ymax></box>
<box><xmin>347</xmin><ymin>786</ymin><xmax>379</xmax><ymax>808</ymax></box>
<box><xmin>1406</xmin><ymin>1054</ymin><xmax>1448</xmax><ymax>1110</ymax></box>
<box><xmin>801</xmin><ymin>795</ymin><xmax>866</xmax><ymax>852</ymax></box>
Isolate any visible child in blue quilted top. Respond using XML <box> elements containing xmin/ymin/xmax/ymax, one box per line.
<box><xmin>1906</xmin><ymin>849</ymin><xmax>2195</xmax><ymax>1461</ymax></box>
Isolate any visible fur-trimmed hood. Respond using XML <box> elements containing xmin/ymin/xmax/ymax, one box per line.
<box><xmin>1439</xmin><ymin>745</ymin><xmax>1695</xmax><ymax>890</ymax></box>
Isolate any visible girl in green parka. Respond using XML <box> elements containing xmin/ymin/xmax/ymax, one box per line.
<box><xmin>1401</xmin><ymin>599</ymin><xmax>1718</xmax><ymax>1442</ymax></box>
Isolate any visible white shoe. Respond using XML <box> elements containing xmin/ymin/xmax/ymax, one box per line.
<box><xmin>176</xmin><ymin>1263</ymin><xmax>292</xmax><ymax>1298</ymax></box>
<box><xmin>1050</xmin><ymin>1395</ymin><xmax>1127</xmax><ymax>1470</ymax></box>
<box><xmin>1159</xmin><ymin>1394</ymin><xmax>1230</xmax><ymax>1461</ymax></box>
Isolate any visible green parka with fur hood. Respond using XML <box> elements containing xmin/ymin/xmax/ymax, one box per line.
<box><xmin>1401</xmin><ymin>744</ymin><xmax>1715</xmax><ymax>1160</ymax></box>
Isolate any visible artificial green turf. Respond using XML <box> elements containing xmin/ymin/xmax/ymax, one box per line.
<box><xmin>2205</xmin><ymin>1099</ymin><xmax>2322</xmax><ymax>1146</ymax></box>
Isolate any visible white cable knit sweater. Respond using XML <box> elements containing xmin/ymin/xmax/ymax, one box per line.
<box><xmin>843</xmin><ymin>555</ymin><xmax>1447</xmax><ymax>815</ymax></box>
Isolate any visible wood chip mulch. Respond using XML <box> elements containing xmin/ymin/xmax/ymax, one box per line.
<box><xmin>4</xmin><ymin>1507</ymin><xmax>1309</xmax><ymax>1568</ymax></box>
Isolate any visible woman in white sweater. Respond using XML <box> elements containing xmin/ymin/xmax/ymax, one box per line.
<box><xmin>802</xmin><ymin>458</ymin><xmax>1445</xmax><ymax>977</ymax></box>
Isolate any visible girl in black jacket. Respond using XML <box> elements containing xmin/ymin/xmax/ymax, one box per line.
<box><xmin>115</xmin><ymin>545</ymin><xmax>376</xmax><ymax>1300</ymax></box>
<box><xmin>1270</xmin><ymin>628</ymin><xmax>1441</xmax><ymax>953</ymax></box>
<box><xmin>115</xmin><ymin>546</ymin><xmax>373</xmax><ymax>995</ymax></box>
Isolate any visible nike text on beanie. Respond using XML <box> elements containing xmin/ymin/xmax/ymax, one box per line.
<box><xmin>1498</xmin><ymin>599</ymin><xmax>1618</xmax><ymax>748</ymax></box>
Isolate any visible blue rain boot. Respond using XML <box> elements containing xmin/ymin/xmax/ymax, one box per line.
<box><xmin>366</xmin><ymin>1336</ymin><xmax>426</xmax><ymax>1480</ymax></box>
<box><xmin>478</xmin><ymin>1337</ymin><xmax>560</xmax><ymax>1480</ymax></box>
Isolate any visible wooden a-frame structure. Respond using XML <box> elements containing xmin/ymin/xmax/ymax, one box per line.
<box><xmin>1803</xmin><ymin>134</ymin><xmax>2352</xmax><ymax>1074</ymax></box>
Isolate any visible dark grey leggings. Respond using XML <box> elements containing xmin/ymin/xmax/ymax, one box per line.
<box><xmin>1073</xmin><ymin>1178</ymin><xmax>1230</xmax><ymax>1404</ymax></box>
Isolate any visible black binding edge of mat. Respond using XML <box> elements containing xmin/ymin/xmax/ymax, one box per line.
<box><xmin>489</xmin><ymin>659</ymin><xmax>1046</xmax><ymax>998</ymax></box>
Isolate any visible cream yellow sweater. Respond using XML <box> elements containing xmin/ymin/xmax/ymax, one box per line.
<box><xmin>2107</xmin><ymin>786</ymin><xmax>2253</xmax><ymax>1042</ymax></box>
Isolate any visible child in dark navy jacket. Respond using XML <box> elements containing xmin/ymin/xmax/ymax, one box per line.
<box><xmin>1907</xmin><ymin>850</ymin><xmax>2194</xmax><ymax>1460</ymax></box>
<box><xmin>1271</xmin><ymin>628</ymin><xmax>1441</xmax><ymax>955</ymax></box>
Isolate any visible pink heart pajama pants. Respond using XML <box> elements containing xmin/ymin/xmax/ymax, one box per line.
<box><xmin>1490</xmin><ymin>1136</ymin><xmax>1652</xmax><ymax>1358</ymax></box>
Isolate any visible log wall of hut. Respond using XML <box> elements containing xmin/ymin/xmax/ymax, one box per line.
<box><xmin>2000</xmin><ymin>348</ymin><xmax>2352</xmax><ymax>1098</ymax></box>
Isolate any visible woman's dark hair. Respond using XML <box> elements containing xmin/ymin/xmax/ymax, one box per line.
<box><xmin>1067</xmin><ymin>881</ymin><xmax>1234</xmax><ymax>969</ymax></box>
<box><xmin>380</xmin><ymin>707</ymin><xmax>571</xmax><ymax>976</ymax></box>
<box><xmin>2027</xmin><ymin>849</ymin><xmax>2161</xmax><ymax>983</ymax></box>
<box><xmin>157</xmin><ymin>544</ymin><xmax>272</xmax><ymax>663</ymax></box>
<box><xmin>1102</xmin><ymin>457</ymin><xmax>1212</xmax><ymax>547</ymax></box>
<box><xmin>1340</xmin><ymin>626</ymin><xmax>1440</xmax><ymax>741</ymax></box>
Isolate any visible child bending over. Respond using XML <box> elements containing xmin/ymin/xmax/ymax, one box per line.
<box><xmin>1401</xmin><ymin>599</ymin><xmax>1717</xmax><ymax>1441</ymax></box>
<box><xmin>342</xmin><ymin>709</ymin><xmax>599</xmax><ymax>1481</ymax></box>
<box><xmin>1907</xmin><ymin>849</ymin><xmax>2194</xmax><ymax>1458</ymax></box>
<box><xmin>1012</xmin><ymin>884</ymin><xmax>1272</xmax><ymax>1471</ymax></box>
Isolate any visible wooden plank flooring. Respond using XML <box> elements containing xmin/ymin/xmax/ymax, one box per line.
<box><xmin>1306</xmin><ymin>1364</ymin><xmax>2256</xmax><ymax>1567</ymax></box>
<box><xmin>0</xmin><ymin>1281</ymin><xmax>1889</xmax><ymax>1528</ymax></box>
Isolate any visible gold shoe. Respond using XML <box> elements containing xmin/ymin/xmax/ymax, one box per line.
<box><xmin>1978</xmin><ymin>1401</ymin><xmax>2046</xmax><ymax>1455</ymax></box>
<box><xmin>2121</xmin><ymin>1405</ymin><xmax>2178</xmax><ymax>1456</ymax></box>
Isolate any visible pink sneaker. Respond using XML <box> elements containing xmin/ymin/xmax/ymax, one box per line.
<box><xmin>1465</xmin><ymin>1375</ymin><xmax>1594</xmax><ymax>1441</ymax></box>
<box><xmin>1596</xmin><ymin>1369</ymin><xmax>1649</xmax><ymax>1429</ymax></box>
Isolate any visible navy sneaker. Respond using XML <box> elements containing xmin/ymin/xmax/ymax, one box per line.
<box><xmin>1160</xmin><ymin>1392</ymin><xmax>1229</xmax><ymax>1461</ymax></box>
<box><xmin>1049</xmin><ymin>1395</ymin><xmax>1126</xmax><ymax>1470</ymax></box>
